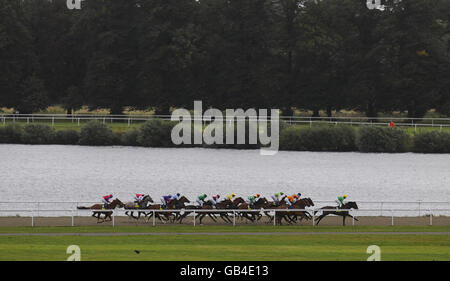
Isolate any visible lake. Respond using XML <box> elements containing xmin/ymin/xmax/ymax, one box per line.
<box><xmin>0</xmin><ymin>145</ymin><xmax>449</xmax><ymax>216</ymax></box>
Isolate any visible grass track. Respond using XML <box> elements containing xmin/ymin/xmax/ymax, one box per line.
<box><xmin>0</xmin><ymin>233</ymin><xmax>449</xmax><ymax>261</ymax></box>
<box><xmin>0</xmin><ymin>226</ymin><xmax>449</xmax><ymax>261</ymax></box>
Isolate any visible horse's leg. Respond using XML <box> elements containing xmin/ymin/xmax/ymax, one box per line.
<box><xmin>342</xmin><ymin>215</ymin><xmax>346</xmax><ymax>226</ymax></box>
<box><xmin>315</xmin><ymin>214</ymin><xmax>327</xmax><ymax>225</ymax></box>
<box><xmin>208</xmin><ymin>213</ymin><xmax>218</xmax><ymax>223</ymax></box>
<box><xmin>347</xmin><ymin>214</ymin><xmax>359</xmax><ymax>221</ymax></box>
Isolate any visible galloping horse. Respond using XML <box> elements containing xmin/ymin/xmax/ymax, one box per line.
<box><xmin>166</xmin><ymin>196</ymin><xmax>190</xmax><ymax>222</ymax></box>
<box><xmin>238</xmin><ymin>197</ymin><xmax>269</xmax><ymax>222</ymax></box>
<box><xmin>314</xmin><ymin>201</ymin><xmax>359</xmax><ymax>226</ymax></box>
<box><xmin>287</xmin><ymin>197</ymin><xmax>315</xmax><ymax>223</ymax></box>
<box><xmin>124</xmin><ymin>195</ymin><xmax>154</xmax><ymax>220</ymax></box>
<box><xmin>77</xmin><ymin>198</ymin><xmax>125</xmax><ymax>223</ymax></box>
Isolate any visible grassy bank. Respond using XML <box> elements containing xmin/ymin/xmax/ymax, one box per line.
<box><xmin>0</xmin><ymin>231</ymin><xmax>449</xmax><ymax>261</ymax></box>
<box><xmin>1</xmin><ymin>120</ymin><xmax>450</xmax><ymax>153</ymax></box>
<box><xmin>1</xmin><ymin>225</ymin><xmax>450</xmax><ymax>233</ymax></box>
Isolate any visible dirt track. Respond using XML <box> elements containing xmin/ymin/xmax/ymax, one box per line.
<box><xmin>0</xmin><ymin>214</ymin><xmax>448</xmax><ymax>227</ymax></box>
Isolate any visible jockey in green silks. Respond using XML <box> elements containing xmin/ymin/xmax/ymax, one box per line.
<box><xmin>336</xmin><ymin>195</ymin><xmax>347</xmax><ymax>208</ymax></box>
<box><xmin>196</xmin><ymin>194</ymin><xmax>207</xmax><ymax>207</ymax></box>
<box><xmin>271</xmin><ymin>192</ymin><xmax>284</xmax><ymax>205</ymax></box>
<box><xmin>246</xmin><ymin>194</ymin><xmax>260</xmax><ymax>209</ymax></box>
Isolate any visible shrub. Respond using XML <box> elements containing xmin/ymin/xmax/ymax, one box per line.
<box><xmin>0</xmin><ymin>124</ymin><xmax>23</xmax><ymax>143</ymax></box>
<box><xmin>413</xmin><ymin>131</ymin><xmax>450</xmax><ymax>153</ymax></box>
<box><xmin>79</xmin><ymin>121</ymin><xmax>114</xmax><ymax>146</ymax></box>
<box><xmin>279</xmin><ymin>125</ymin><xmax>357</xmax><ymax>151</ymax></box>
<box><xmin>54</xmin><ymin>130</ymin><xmax>80</xmax><ymax>145</ymax></box>
<box><xmin>21</xmin><ymin>124</ymin><xmax>55</xmax><ymax>144</ymax></box>
<box><xmin>121</xmin><ymin>129</ymin><xmax>139</xmax><ymax>146</ymax></box>
<box><xmin>137</xmin><ymin>120</ymin><xmax>175</xmax><ymax>147</ymax></box>
<box><xmin>356</xmin><ymin>126</ymin><xmax>409</xmax><ymax>153</ymax></box>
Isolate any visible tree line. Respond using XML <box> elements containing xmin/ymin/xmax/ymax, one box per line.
<box><xmin>0</xmin><ymin>0</ymin><xmax>449</xmax><ymax>118</ymax></box>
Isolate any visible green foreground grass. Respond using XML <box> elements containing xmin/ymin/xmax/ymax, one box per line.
<box><xmin>0</xmin><ymin>226</ymin><xmax>449</xmax><ymax>261</ymax></box>
<box><xmin>0</xmin><ymin>233</ymin><xmax>449</xmax><ymax>261</ymax></box>
<box><xmin>0</xmin><ymin>225</ymin><xmax>450</xmax><ymax>233</ymax></box>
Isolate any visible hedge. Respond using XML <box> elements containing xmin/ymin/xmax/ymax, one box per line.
<box><xmin>137</xmin><ymin>119</ymin><xmax>176</xmax><ymax>147</ymax></box>
<box><xmin>21</xmin><ymin>124</ymin><xmax>55</xmax><ymax>144</ymax></box>
<box><xmin>413</xmin><ymin>131</ymin><xmax>450</xmax><ymax>153</ymax></box>
<box><xmin>79</xmin><ymin>121</ymin><xmax>114</xmax><ymax>146</ymax></box>
<box><xmin>279</xmin><ymin>126</ymin><xmax>356</xmax><ymax>151</ymax></box>
<box><xmin>356</xmin><ymin>126</ymin><xmax>410</xmax><ymax>153</ymax></box>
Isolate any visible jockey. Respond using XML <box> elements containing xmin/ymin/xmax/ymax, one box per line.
<box><xmin>246</xmin><ymin>194</ymin><xmax>260</xmax><ymax>208</ymax></box>
<box><xmin>226</xmin><ymin>193</ymin><xmax>237</xmax><ymax>201</ymax></box>
<box><xmin>197</xmin><ymin>194</ymin><xmax>207</xmax><ymax>207</ymax></box>
<box><xmin>102</xmin><ymin>194</ymin><xmax>113</xmax><ymax>209</ymax></box>
<box><xmin>271</xmin><ymin>192</ymin><xmax>284</xmax><ymax>205</ymax></box>
<box><xmin>171</xmin><ymin>193</ymin><xmax>181</xmax><ymax>201</ymax></box>
<box><xmin>207</xmin><ymin>194</ymin><xmax>220</xmax><ymax>207</ymax></box>
<box><xmin>160</xmin><ymin>195</ymin><xmax>172</xmax><ymax>208</ymax></box>
<box><xmin>336</xmin><ymin>195</ymin><xmax>347</xmax><ymax>208</ymax></box>
<box><xmin>212</xmin><ymin>194</ymin><xmax>220</xmax><ymax>204</ymax></box>
<box><xmin>134</xmin><ymin>193</ymin><xmax>145</xmax><ymax>207</ymax></box>
<box><xmin>284</xmin><ymin>195</ymin><xmax>297</xmax><ymax>208</ymax></box>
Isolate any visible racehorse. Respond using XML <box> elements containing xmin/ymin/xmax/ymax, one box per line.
<box><xmin>286</xmin><ymin>198</ymin><xmax>315</xmax><ymax>223</ymax></box>
<box><xmin>166</xmin><ymin>196</ymin><xmax>190</xmax><ymax>222</ymax></box>
<box><xmin>124</xmin><ymin>195</ymin><xmax>154</xmax><ymax>220</ymax></box>
<box><xmin>238</xmin><ymin>197</ymin><xmax>269</xmax><ymax>222</ymax></box>
<box><xmin>77</xmin><ymin>198</ymin><xmax>125</xmax><ymax>223</ymax></box>
<box><xmin>314</xmin><ymin>201</ymin><xmax>359</xmax><ymax>226</ymax></box>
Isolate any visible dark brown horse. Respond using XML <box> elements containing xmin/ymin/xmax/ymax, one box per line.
<box><xmin>286</xmin><ymin>198</ymin><xmax>315</xmax><ymax>223</ymax></box>
<box><xmin>314</xmin><ymin>201</ymin><xmax>359</xmax><ymax>226</ymax></box>
<box><xmin>77</xmin><ymin>198</ymin><xmax>124</xmax><ymax>223</ymax></box>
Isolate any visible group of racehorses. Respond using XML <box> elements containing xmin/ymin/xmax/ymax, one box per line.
<box><xmin>77</xmin><ymin>195</ymin><xmax>359</xmax><ymax>226</ymax></box>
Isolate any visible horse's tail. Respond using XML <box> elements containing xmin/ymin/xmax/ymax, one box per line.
<box><xmin>77</xmin><ymin>206</ymin><xmax>89</xmax><ymax>209</ymax></box>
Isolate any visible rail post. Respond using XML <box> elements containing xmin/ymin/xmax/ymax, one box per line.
<box><xmin>391</xmin><ymin>210</ymin><xmax>394</xmax><ymax>226</ymax></box>
<box><xmin>233</xmin><ymin>210</ymin><xmax>236</xmax><ymax>227</ymax></box>
<box><xmin>418</xmin><ymin>201</ymin><xmax>422</xmax><ymax>216</ymax></box>
<box><xmin>77</xmin><ymin>118</ymin><xmax>80</xmax><ymax>126</ymax></box>
<box><xmin>273</xmin><ymin>210</ymin><xmax>276</xmax><ymax>226</ymax></box>
<box><xmin>128</xmin><ymin>118</ymin><xmax>131</xmax><ymax>127</ymax></box>
<box><xmin>72</xmin><ymin>210</ymin><xmax>74</xmax><ymax>227</ymax></box>
<box><xmin>152</xmin><ymin>210</ymin><xmax>155</xmax><ymax>227</ymax></box>
<box><xmin>112</xmin><ymin>212</ymin><xmax>115</xmax><ymax>227</ymax></box>
<box><xmin>193</xmin><ymin>211</ymin><xmax>196</xmax><ymax>226</ymax></box>
<box><xmin>31</xmin><ymin>211</ymin><xmax>34</xmax><ymax>227</ymax></box>
<box><xmin>429</xmin><ymin>209</ymin><xmax>432</xmax><ymax>226</ymax></box>
<box><xmin>52</xmin><ymin>117</ymin><xmax>54</xmax><ymax>127</ymax></box>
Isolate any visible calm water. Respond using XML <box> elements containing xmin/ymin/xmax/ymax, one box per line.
<box><xmin>0</xmin><ymin>145</ymin><xmax>449</xmax><ymax>215</ymax></box>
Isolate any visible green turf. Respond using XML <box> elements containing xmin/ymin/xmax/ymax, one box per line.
<box><xmin>0</xmin><ymin>233</ymin><xmax>449</xmax><ymax>261</ymax></box>
<box><xmin>1</xmin><ymin>120</ymin><xmax>449</xmax><ymax>134</ymax></box>
<box><xmin>0</xmin><ymin>225</ymin><xmax>449</xmax><ymax>233</ymax></box>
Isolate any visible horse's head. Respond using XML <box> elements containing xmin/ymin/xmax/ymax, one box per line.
<box><xmin>347</xmin><ymin>201</ymin><xmax>358</xmax><ymax>210</ymax></box>
<box><xmin>179</xmin><ymin>196</ymin><xmax>190</xmax><ymax>204</ymax></box>
<box><xmin>113</xmin><ymin>198</ymin><xmax>125</xmax><ymax>208</ymax></box>
<box><xmin>307</xmin><ymin>198</ymin><xmax>314</xmax><ymax>207</ymax></box>
<box><xmin>256</xmin><ymin>197</ymin><xmax>268</xmax><ymax>205</ymax></box>
<box><xmin>144</xmin><ymin>195</ymin><xmax>154</xmax><ymax>203</ymax></box>
<box><xmin>233</xmin><ymin>197</ymin><xmax>245</xmax><ymax>205</ymax></box>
